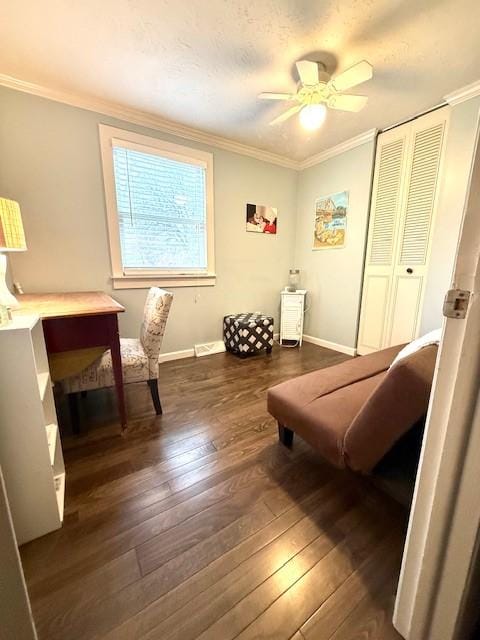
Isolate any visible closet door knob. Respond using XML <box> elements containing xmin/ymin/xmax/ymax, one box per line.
<box><xmin>406</xmin><ymin>267</ymin><xmax>413</xmax><ymax>274</ymax></box>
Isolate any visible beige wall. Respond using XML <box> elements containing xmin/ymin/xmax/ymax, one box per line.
<box><xmin>1</xmin><ymin>83</ymin><xmax>478</xmax><ymax>356</ymax></box>
<box><xmin>0</xmin><ymin>87</ymin><xmax>298</xmax><ymax>353</ymax></box>
<box><xmin>294</xmin><ymin>142</ymin><xmax>375</xmax><ymax>350</ymax></box>
<box><xmin>293</xmin><ymin>99</ymin><xmax>480</xmax><ymax>350</ymax></box>
<box><xmin>420</xmin><ymin>97</ymin><xmax>480</xmax><ymax>333</ymax></box>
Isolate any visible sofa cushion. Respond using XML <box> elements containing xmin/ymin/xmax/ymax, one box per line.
<box><xmin>267</xmin><ymin>344</ymin><xmax>404</xmax><ymax>468</ymax></box>
<box><xmin>267</xmin><ymin>343</ymin><xmax>404</xmax><ymax>422</ymax></box>
<box><xmin>280</xmin><ymin>372</ymin><xmax>387</xmax><ymax>468</ymax></box>
<box><xmin>344</xmin><ymin>344</ymin><xmax>438</xmax><ymax>472</ymax></box>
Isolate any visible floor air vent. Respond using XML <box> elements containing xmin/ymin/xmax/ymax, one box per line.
<box><xmin>194</xmin><ymin>341</ymin><xmax>226</xmax><ymax>358</ymax></box>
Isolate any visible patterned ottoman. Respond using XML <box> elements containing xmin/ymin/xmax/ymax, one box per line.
<box><xmin>223</xmin><ymin>313</ymin><xmax>274</xmax><ymax>357</ymax></box>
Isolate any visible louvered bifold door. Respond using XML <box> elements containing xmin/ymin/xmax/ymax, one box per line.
<box><xmin>385</xmin><ymin>108</ymin><xmax>448</xmax><ymax>347</ymax></box>
<box><xmin>357</xmin><ymin>127</ymin><xmax>408</xmax><ymax>355</ymax></box>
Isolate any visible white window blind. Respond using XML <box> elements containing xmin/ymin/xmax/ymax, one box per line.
<box><xmin>112</xmin><ymin>142</ymin><xmax>208</xmax><ymax>272</ymax></box>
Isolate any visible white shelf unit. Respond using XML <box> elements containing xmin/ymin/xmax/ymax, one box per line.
<box><xmin>280</xmin><ymin>289</ymin><xmax>307</xmax><ymax>346</ymax></box>
<box><xmin>0</xmin><ymin>315</ymin><xmax>65</xmax><ymax>544</ymax></box>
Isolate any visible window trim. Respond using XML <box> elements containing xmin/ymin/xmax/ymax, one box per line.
<box><xmin>99</xmin><ymin>124</ymin><xmax>215</xmax><ymax>288</ymax></box>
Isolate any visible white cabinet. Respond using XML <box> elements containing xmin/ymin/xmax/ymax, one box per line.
<box><xmin>280</xmin><ymin>290</ymin><xmax>306</xmax><ymax>345</ymax></box>
<box><xmin>0</xmin><ymin>315</ymin><xmax>65</xmax><ymax>544</ymax></box>
<box><xmin>358</xmin><ymin>107</ymin><xmax>449</xmax><ymax>355</ymax></box>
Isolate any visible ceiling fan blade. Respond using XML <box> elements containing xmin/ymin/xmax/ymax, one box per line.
<box><xmin>258</xmin><ymin>92</ymin><xmax>295</xmax><ymax>101</ymax></box>
<box><xmin>269</xmin><ymin>104</ymin><xmax>302</xmax><ymax>125</ymax></box>
<box><xmin>328</xmin><ymin>94</ymin><xmax>368</xmax><ymax>112</ymax></box>
<box><xmin>296</xmin><ymin>60</ymin><xmax>319</xmax><ymax>86</ymax></box>
<box><xmin>331</xmin><ymin>60</ymin><xmax>373</xmax><ymax>92</ymax></box>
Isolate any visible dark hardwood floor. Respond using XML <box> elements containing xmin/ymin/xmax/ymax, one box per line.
<box><xmin>20</xmin><ymin>343</ymin><xmax>405</xmax><ymax>640</ymax></box>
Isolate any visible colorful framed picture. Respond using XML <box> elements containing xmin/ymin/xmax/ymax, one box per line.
<box><xmin>313</xmin><ymin>191</ymin><xmax>348</xmax><ymax>249</ymax></box>
<box><xmin>246</xmin><ymin>203</ymin><xmax>277</xmax><ymax>234</ymax></box>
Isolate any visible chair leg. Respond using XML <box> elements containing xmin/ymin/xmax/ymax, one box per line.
<box><xmin>278</xmin><ymin>423</ymin><xmax>294</xmax><ymax>447</ymax></box>
<box><xmin>68</xmin><ymin>392</ymin><xmax>81</xmax><ymax>435</ymax></box>
<box><xmin>148</xmin><ymin>379</ymin><xmax>163</xmax><ymax>415</ymax></box>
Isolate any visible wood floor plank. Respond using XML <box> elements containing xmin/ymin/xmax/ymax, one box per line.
<box><xmin>28</xmin><ymin>439</ymin><xmax>306</xmax><ymax>599</ymax></box>
<box><xmin>50</xmin><ymin>502</ymin><xmax>275</xmax><ymax>640</ymax></box>
<box><xmin>327</xmin><ymin>571</ymin><xmax>402</xmax><ymax>640</ymax></box>
<box><xmin>21</xmin><ymin>344</ymin><xmax>405</xmax><ymax>640</ymax></box>
<box><xmin>231</xmin><ymin>516</ymin><xmax>396</xmax><ymax>640</ymax></box>
<box><xmin>300</xmin><ymin>531</ymin><xmax>403</xmax><ymax>639</ymax></box>
<box><xmin>65</xmin><ymin>427</ymin><xmax>219</xmax><ymax>487</ymax></box>
<box><xmin>211</xmin><ymin>415</ymin><xmax>273</xmax><ymax>451</ymax></box>
<box><xmin>195</xmin><ymin>503</ymin><xmax>388</xmax><ymax>640</ymax></box>
<box><xmin>71</xmin><ymin>475</ymin><xmax>173</xmax><ymax>521</ymax></box>
<box><xmin>136</xmin><ymin>473</ymin><xmax>278</xmax><ymax>575</ymax></box>
<box><xmin>65</xmin><ymin>441</ymin><xmax>215</xmax><ymax>518</ymax></box>
<box><xmin>21</xmin><ymin>431</ymin><xmax>290</xmax><ymax>591</ymax></box>
<box><xmin>166</xmin><ymin>430</ymin><xmax>277</xmax><ymax>493</ymax></box>
<box><xmin>135</xmin><ymin>445</ymin><xmax>321</xmax><ymax>578</ymax></box>
<box><xmin>78</xmin><ymin>434</ymin><xmax>291</xmax><ymax>535</ymax></box>
<box><xmin>32</xmin><ymin>550</ymin><xmax>140</xmax><ymax>639</ymax></box>
<box><xmin>99</xmin><ymin>482</ymin><xmax>345</xmax><ymax>640</ymax></box>
<box><xmin>136</xmin><ymin>487</ymin><xmax>361</xmax><ymax>640</ymax></box>
<box><xmin>261</xmin><ymin>451</ymin><xmax>344</xmax><ymax>516</ymax></box>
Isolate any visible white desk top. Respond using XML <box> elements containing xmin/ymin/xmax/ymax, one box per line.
<box><xmin>0</xmin><ymin>314</ymin><xmax>39</xmax><ymax>332</ymax></box>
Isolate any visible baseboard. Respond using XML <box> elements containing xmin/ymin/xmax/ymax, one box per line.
<box><xmin>158</xmin><ymin>348</ymin><xmax>195</xmax><ymax>364</ymax></box>
<box><xmin>302</xmin><ymin>334</ymin><xmax>357</xmax><ymax>357</ymax></box>
<box><xmin>159</xmin><ymin>334</ymin><xmax>280</xmax><ymax>363</ymax></box>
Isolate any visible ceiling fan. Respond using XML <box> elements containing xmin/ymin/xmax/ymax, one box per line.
<box><xmin>259</xmin><ymin>59</ymin><xmax>373</xmax><ymax>129</ymax></box>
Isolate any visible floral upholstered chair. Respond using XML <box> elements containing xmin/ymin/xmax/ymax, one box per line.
<box><xmin>62</xmin><ymin>288</ymin><xmax>173</xmax><ymax>429</ymax></box>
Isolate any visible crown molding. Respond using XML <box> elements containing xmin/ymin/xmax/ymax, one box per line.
<box><xmin>299</xmin><ymin>128</ymin><xmax>377</xmax><ymax>169</ymax></box>
<box><xmin>444</xmin><ymin>80</ymin><xmax>480</xmax><ymax>106</ymax></box>
<box><xmin>0</xmin><ymin>73</ymin><xmax>381</xmax><ymax>171</ymax></box>
<box><xmin>0</xmin><ymin>73</ymin><xmax>300</xmax><ymax>170</ymax></box>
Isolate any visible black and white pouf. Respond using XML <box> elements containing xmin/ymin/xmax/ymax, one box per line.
<box><xmin>223</xmin><ymin>313</ymin><xmax>274</xmax><ymax>358</ymax></box>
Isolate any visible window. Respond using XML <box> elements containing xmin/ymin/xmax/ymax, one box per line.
<box><xmin>99</xmin><ymin>125</ymin><xmax>215</xmax><ymax>288</ymax></box>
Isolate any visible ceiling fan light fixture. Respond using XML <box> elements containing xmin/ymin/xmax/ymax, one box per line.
<box><xmin>299</xmin><ymin>104</ymin><xmax>327</xmax><ymax>130</ymax></box>
<box><xmin>262</xmin><ymin>58</ymin><xmax>372</xmax><ymax>127</ymax></box>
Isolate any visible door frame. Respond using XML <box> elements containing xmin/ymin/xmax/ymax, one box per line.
<box><xmin>393</xmin><ymin>110</ymin><xmax>480</xmax><ymax>640</ymax></box>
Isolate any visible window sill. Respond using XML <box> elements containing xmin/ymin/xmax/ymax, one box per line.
<box><xmin>112</xmin><ymin>274</ymin><xmax>216</xmax><ymax>289</ymax></box>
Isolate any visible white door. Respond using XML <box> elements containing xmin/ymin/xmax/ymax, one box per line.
<box><xmin>358</xmin><ymin>108</ymin><xmax>449</xmax><ymax>354</ymax></box>
<box><xmin>357</xmin><ymin>128</ymin><xmax>408</xmax><ymax>353</ymax></box>
<box><xmin>393</xmin><ymin>110</ymin><xmax>480</xmax><ymax>640</ymax></box>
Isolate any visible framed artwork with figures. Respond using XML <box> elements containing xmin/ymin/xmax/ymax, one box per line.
<box><xmin>246</xmin><ymin>203</ymin><xmax>277</xmax><ymax>234</ymax></box>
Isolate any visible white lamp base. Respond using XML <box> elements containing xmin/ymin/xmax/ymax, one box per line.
<box><xmin>0</xmin><ymin>253</ymin><xmax>19</xmax><ymax>309</ymax></box>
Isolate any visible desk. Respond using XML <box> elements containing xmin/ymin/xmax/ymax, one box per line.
<box><xmin>14</xmin><ymin>292</ymin><xmax>127</xmax><ymax>428</ymax></box>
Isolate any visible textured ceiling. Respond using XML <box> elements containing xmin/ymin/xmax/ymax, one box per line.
<box><xmin>1</xmin><ymin>0</ymin><xmax>480</xmax><ymax>161</ymax></box>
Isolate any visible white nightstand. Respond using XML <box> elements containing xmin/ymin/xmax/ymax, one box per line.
<box><xmin>280</xmin><ymin>289</ymin><xmax>307</xmax><ymax>346</ymax></box>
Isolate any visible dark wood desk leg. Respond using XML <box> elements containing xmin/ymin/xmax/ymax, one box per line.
<box><xmin>108</xmin><ymin>314</ymin><xmax>127</xmax><ymax>429</ymax></box>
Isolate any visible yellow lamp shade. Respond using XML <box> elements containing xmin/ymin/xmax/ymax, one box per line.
<box><xmin>0</xmin><ymin>198</ymin><xmax>26</xmax><ymax>251</ymax></box>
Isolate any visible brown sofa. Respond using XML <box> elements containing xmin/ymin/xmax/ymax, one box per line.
<box><xmin>267</xmin><ymin>343</ymin><xmax>438</xmax><ymax>473</ymax></box>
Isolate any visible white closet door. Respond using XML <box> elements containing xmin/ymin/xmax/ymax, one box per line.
<box><xmin>358</xmin><ymin>107</ymin><xmax>449</xmax><ymax>355</ymax></box>
<box><xmin>357</xmin><ymin>128</ymin><xmax>408</xmax><ymax>354</ymax></box>
<box><xmin>385</xmin><ymin>110</ymin><xmax>448</xmax><ymax>346</ymax></box>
